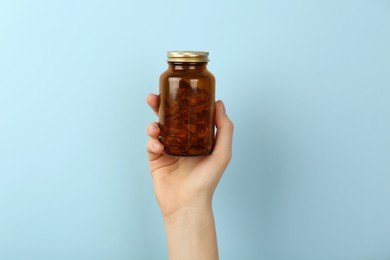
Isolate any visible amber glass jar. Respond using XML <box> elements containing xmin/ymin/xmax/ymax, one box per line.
<box><xmin>159</xmin><ymin>51</ymin><xmax>215</xmax><ymax>156</ymax></box>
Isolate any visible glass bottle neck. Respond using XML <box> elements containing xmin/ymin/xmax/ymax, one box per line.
<box><xmin>168</xmin><ymin>62</ymin><xmax>207</xmax><ymax>71</ymax></box>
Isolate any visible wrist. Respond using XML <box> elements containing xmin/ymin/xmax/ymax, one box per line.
<box><xmin>164</xmin><ymin>206</ymin><xmax>219</xmax><ymax>260</ymax></box>
<box><xmin>160</xmin><ymin>193</ymin><xmax>213</xmax><ymax>222</ymax></box>
<box><xmin>164</xmin><ymin>205</ymin><xmax>213</xmax><ymax>227</ymax></box>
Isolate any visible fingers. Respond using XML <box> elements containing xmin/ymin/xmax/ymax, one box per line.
<box><xmin>146</xmin><ymin>138</ymin><xmax>164</xmax><ymax>161</ymax></box>
<box><xmin>146</xmin><ymin>122</ymin><xmax>160</xmax><ymax>139</ymax></box>
<box><xmin>211</xmin><ymin>100</ymin><xmax>234</xmax><ymax>165</ymax></box>
<box><xmin>146</xmin><ymin>122</ymin><xmax>163</xmax><ymax>161</ymax></box>
<box><xmin>145</xmin><ymin>94</ymin><xmax>161</xmax><ymax>161</ymax></box>
<box><xmin>146</xmin><ymin>93</ymin><xmax>160</xmax><ymax>117</ymax></box>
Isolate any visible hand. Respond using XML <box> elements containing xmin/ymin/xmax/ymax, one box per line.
<box><xmin>145</xmin><ymin>94</ymin><xmax>234</xmax><ymax>219</ymax></box>
<box><xmin>146</xmin><ymin>93</ymin><xmax>234</xmax><ymax>260</ymax></box>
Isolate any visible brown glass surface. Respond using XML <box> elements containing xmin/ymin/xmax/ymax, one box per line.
<box><xmin>159</xmin><ymin>62</ymin><xmax>215</xmax><ymax>156</ymax></box>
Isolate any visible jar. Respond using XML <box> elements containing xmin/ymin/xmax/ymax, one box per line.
<box><xmin>159</xmin><ymin>51</ymin><xmax>215</xmax><ymax>156</ymax></box>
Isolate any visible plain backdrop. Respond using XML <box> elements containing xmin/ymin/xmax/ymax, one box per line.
<box><xmin>1</xmin><ymin>0</ymin><xmax>389</xmax><ymax>259</ymax></box>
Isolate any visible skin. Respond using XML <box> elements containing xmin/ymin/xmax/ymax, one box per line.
<box><xmin>145</xmin><ymin>93</ymin><xmax>234</xmax><ymax>260</ymax></box>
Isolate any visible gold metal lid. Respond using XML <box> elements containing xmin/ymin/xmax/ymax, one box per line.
<box><xmin>167</xmin><ymin>51</ymin><xmax>209</xmax><ymax>62</ymax></box>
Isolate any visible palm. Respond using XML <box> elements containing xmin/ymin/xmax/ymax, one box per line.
<box><xmin>150</xmin><ymin>155</ymin><xmax>220</xmax><ymax>217</ymax></box>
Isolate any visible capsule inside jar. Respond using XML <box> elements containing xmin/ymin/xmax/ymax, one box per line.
<box><xmin>159</xmin><ymin>51</ymin><xmax>215</xmax><ymax>156</ymax></box>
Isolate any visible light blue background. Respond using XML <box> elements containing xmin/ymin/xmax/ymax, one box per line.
<box><xmin>1</xmin><ymin>0</ymin><xmax>389</xmax><ymax>259</ymax></box>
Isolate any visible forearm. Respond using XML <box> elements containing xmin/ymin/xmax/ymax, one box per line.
<box><xmin>164</xmin><ymin>206</ymin><xmax>219</xmax><ymax>260</ymax></box>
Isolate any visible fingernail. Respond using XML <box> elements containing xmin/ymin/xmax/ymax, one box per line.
<box><xmin>148</xmin><ymin>124</ymin><xmax>157</xmax><ymax>132</ymax></box>
<box><xmin>152</xmin><ymin>142</ymin><xmax>161</xmax><ymax>150</ymax></box>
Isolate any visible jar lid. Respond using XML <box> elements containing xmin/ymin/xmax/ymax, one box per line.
<box><xmin>167</xmin><ymin>51</ymin><xmax>209</xmax><ymax>62</ymax></box>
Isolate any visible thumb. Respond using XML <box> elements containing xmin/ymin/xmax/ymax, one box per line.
<box><xmin>211</xmin><ymin>100</ymin><xmax>234</xmax><ymax>164</ymax></box>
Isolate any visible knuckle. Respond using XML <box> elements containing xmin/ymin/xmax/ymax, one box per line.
<box><xmin>229</xmin><ymin>121</ymin><xmax>234</xmax><ymax>130</ymax></box>
<box><xmin>226</xmin><ymin>120</ymin><xmax>234</xmax><ymax>131</ymax></box>
<box><xmin>146</xmin><ymin>139</ymin><xmax>153</xmax><ymax>150</ymax></box>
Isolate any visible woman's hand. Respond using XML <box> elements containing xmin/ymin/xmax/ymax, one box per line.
<box><xmin>145</xmin><ymin>93</ymin><xmax>234</xmax><ymax>260</ymax></box>
<box><xmin>146</xmin><ymin>93</ymin><xmax>234</xmax><ymax>219</ymax></box>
